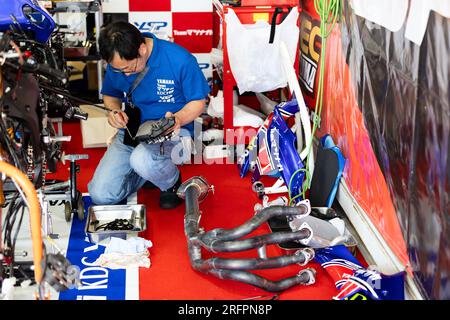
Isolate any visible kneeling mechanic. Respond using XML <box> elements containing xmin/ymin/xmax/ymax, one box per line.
<box><xmin>88</xmin><ymin>21</ymin><xmax>210</xmax><ymax>209</ymax></box>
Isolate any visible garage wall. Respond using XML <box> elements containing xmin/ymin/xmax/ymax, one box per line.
<box><xmin>300</xmin><ymin>0</ymin><xmax>449</xmax><ymax>299</ymax></box>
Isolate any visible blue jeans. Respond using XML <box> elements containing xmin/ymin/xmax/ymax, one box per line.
<box><xmin>88</xmin><ymin>130</ymin><xmax>182</xmax><ymax>205</ymax></box>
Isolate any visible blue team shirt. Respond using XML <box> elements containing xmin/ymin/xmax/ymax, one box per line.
<box><xmin>101</xmin><ymin>32</ymin><xmax>210</xmax><ymax>134</ymax></box>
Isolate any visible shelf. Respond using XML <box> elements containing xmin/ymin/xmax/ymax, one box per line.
<box><xmin>47</xmin><ymin>0</ymin><xmax>101</xmax><ymax>14</ymax></box>
<box><xmin>65</xmin><ymin>54</ymin><xmax>101</xmax><ymax>62</ymax></box>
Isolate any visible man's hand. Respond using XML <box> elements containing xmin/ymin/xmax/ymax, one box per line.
<box><xmin>165</xmin><ymin>111</ymin><xmax>181</xmax><ymax>134</ymax></box>
<box><xmin>108</xmin><ymin>110</ymin><xmax>129</xmax><ymax>129</ymax></box>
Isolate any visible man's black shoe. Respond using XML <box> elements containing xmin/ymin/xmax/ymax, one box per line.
<box><xmin>159</xmin><ymin>175</ymin><xmax>183</xmax><ymax>209</ymax></box>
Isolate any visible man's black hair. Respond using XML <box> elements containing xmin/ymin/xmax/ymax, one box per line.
<box><xmin>99</xmin><ymin>21</ymin><xmax>145</xmax><ymax>62</ymax></box>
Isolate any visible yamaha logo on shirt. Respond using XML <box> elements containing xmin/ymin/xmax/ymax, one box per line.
<box><xmin>157</xmin><ymin>79</ymin><xmax>175</xmax><ymax>103</ymax></box>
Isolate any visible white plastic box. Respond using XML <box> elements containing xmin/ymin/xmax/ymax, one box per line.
<box><xmin>80</xmin><ymin>105</ymin><xmax>117</xmax><ymax>148</ymax></box>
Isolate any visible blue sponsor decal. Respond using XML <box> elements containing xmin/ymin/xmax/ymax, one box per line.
<box><xmin>134</xmin><ymin>21</ymin><xmax>168</xmax><ymax>32</ymax></box>
<box><xmin>59</xmin><ymin>196</ymin><xmax>127</xmax><ymax>300</ymax></box>
<box><xmin>198</xmin><ymin>63</ymin><xmax>210</xmax><ymax>70</ymax></box>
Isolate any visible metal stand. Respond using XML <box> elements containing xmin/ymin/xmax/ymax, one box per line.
<box><xmin>44</xmin><ymin>154</ymin><xmax>89</xmax><ymax>222</ymax></box>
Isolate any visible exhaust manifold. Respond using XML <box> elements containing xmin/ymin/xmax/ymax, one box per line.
<box><xmin>177</xmin><ymin>176</ymin><xmax>316</xmax><ymax>292</ymax></box>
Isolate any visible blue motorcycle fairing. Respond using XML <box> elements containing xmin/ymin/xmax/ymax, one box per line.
<box><xmin>239</xmin><ymin>99</ymin><xmax>300</xmax><ymax>179</ymax></box>
<box><xmin>315</xmin><ymin>245</ymin><xmax>362</xmax><ymax>266</ymax></box>
<box><xmin>316</xmin><ymin>245</ymin><xmax>405</xmax><ymax>300</ymax></box>
<box><xmin>266</xmin><ymin>107</ymin><xmax>305</xmax><ymax>203</ymax></box>
<box><xmin>0</xmin><ymin>0</ymin><xmax>55</xmax><ymax>43</ymax></box>
<box><xmin>320</xmin><ymin>134</ymin><xmax>346</xmax><ymax>207</ymax></box>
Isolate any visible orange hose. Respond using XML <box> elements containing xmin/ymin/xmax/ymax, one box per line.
<box><xmin>0</xmin><ymin>161</ymin><xmax>43</xmax><ymax>283</ymax></box>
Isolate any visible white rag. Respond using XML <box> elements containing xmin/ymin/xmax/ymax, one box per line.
<box><xmin>105</xmin><ymin>236</ymin><xmax>153</xmax><ymax>254</ymax></box>
<box><xmin>94</xmin><ymin>237</ymin><xmax>153</xmax><ymax>269</ymax></box>
<box><xmin>94</xmin><ymin>251</ymin><xmax>151</xmax><ymax>269</ymax></box>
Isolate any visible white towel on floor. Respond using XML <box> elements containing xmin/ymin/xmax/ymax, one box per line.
<box><xmin>94</xmin><ymin>237</ymin><xmax>153</xmax><ymax>269</ymax></box>
<box><xmin>94</xmin><ymin>251</ymin><xmax>151</xmax><ymax>269</ymax></box>
<box><xmin>105</xmin><ymin>237</ymin><xmax>153</xmax><ymax>254</ymax></box>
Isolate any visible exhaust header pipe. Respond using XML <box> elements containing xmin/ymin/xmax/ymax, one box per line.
<box><xmin>178</xmin><ymin>176</ymin><xmax>316</xmax><ymax>292</ymax></box>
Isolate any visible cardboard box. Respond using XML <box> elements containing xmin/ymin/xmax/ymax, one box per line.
<box><xmin>86</xmin><ymin>61</ymin><xmax>99</xmax><ymax>91</ymax></box>
<box><xmin>67</xmin><ymin>61</ymin><xmax>85</xmax><ymax>82</ymax></box>
<box><xmin>80</xmin><ymin>105</ymin><xmax>117</xmax><ymax>148</ymax></box>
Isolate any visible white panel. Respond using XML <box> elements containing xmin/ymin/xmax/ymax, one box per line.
<box><xmin>405</xmin><ymin>0</ymin><xmax>450</xmax><ymax>45</ymax></box>
<box><xmin>129</xmin><ymin>12</ymin><xmax>173</xmax><ymax>37</ymax></box>
<box><xmin>55</xmin><ymin>12</ymin><xmax>87</xmax><ymax>43</ymax></box>
<box><xmin>171</xmin><ymin>0</ymin><xmax>212</xmax><ymax>12</ymax></box>
<box><xmin>193</xmin><ymin>53</ymin><xmax>212</xmax><ymax>79</ymax></box>
<box><xmin>101</xmin><ymin>0</ymin><xmax>129</xmax><ymax>13</ymax></box>
<box><xmin>351</xmin><ymin>0</ymin><xmax>408</xmax><ymax>32</ymax></box>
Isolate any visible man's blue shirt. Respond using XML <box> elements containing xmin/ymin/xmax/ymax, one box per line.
<box><xmin>101</xmin><ymin>32</ymin><xmax>210</xmax><ymax>134</ymax></box>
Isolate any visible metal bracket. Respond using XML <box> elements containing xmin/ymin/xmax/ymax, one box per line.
<box><xmin>298</xmin><ymin>268</ymin><xmax>316</xmax><ymax>285</ymax></box>
<box><xmin>297</xmin><ymin>222</ymin><xmax>313</xmax><ymax>246</ymax></box>
<box><xmin>295</xmin><ymin>247</ymin><xmax>315</xmax><ymax>266</ymax></box>
<box><xmin>64</xmin><ymin>154</ymin><xmax>89</xmax><ymax>162</ymax></box>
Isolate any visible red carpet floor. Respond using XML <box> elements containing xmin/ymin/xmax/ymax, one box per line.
<box><xmin>49</xmin><ymin>120</ymin><xmax>339</xmax><ymax>300</ymax></box>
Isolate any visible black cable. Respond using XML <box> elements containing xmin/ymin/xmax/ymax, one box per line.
<box><xmin>39</xmin><ymin>244</ymin><xmax>48</xmax><ymax>300</ymax></box>
<box><xmin>16</xmin><ymin>264</ymin><xmax>33</xmax><ymax>284</ymax></box>
<box><xmin>4</xmin><ymin>200</ymin><xmax>18</xmax><ymax>247</ymax></box>
<box><xmin>94</xmin><ymin>219</ymin><xmax>134</xmax><ymax>231</ymax></box>
<box><xmin>3</xmin><ymin>32</ymin><xmax>62</xmax><ymax>76</ymax></box>
<box><xmin>4</xmin><ymin>197</ymin><xmax>21</xmax><ymax>276</ymax></box>
<box><xmin>1</xmin><ymin>188</ymin><xmax>26</xmax><ymax>279</ymax></box>
<box><xmin>1</xmin><ymin>195</ymin><xmax>13</xmax><ymax>234</ymax></box>
<box><xmin>11</xmin><ymin>204</ymin><xmax>25</xmax><ymax>263</ymax></box>
<box><xmin>0</xmin><ymin>120</ymin><xmax>25</xmax><ymax>171</ymax></box>
<box><xmin>39</xmin><ymin>83</ymin><xmax>110</xmax><ymax>112</ymax></box>
<box><xmin>46</xmin><ymin>44</ymin><xmax>59</xmax><ymax>71</ymax></box>
<box><xmin>10</xmin><ymin>201</ymin><xmax>24</xmax><ymax>269</ymax></box>
<box><xmin>0</xmin><ymin>183</ymin><xmax>22</xmax><ymax>281</ymax></box>
<box><xmin>2</xmin><ymin>193</ymin><xmax>19</xmax><ymax>245</ymax></box>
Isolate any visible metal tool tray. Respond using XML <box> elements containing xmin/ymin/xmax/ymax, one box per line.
<box><xmin>85</xmin><ymin>204</ymin><xmax>146</xmax><ymax>244</ymax></box>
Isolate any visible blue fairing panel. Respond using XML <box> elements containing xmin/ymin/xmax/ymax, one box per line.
<box><xmin>0</xmin><ymin>0</ymin><xmax>55</xmax><ymax>43</ymax></box>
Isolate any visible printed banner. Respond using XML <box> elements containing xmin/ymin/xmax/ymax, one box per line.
<box><xmin>59</xmin><ymin>196</ymin><xmax>138</xmax><ymax>300</ymax></box>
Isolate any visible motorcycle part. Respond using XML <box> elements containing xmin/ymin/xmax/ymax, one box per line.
<box><xmin>42</xmin><ymin>253</ymin><xmax>79</xmax><ymax>292</ymax></box>
<box><xmin>135</xmin><ymin>117</ymin><xmax>177</xmax><ymax>144</ymax></box>
<box><xmin>0</xmin><ymin>161</ymin><xmax>44</xmax><ymax>288</ymax></box>
<box><xmin>178</xmin><ymin>176</ymin><xmax>316</xmax><ymax>292</ymax></box>
<box><xmin>0</xmin><ymin>0</ymin><xmax>56</xmax><ymax>43</ymax></box>
<box><xmin>64</xmin><ymin>154</ymin><xmax>88</xmax><ymax>222</ymax></box>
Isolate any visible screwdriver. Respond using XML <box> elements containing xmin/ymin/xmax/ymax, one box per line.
<box><xmin>112</xmin><ymin>110</ymin><xmax>133</xmax><ymax>139</ymax></box>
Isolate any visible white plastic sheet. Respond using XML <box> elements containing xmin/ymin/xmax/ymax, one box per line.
<box><xmin>225</xmin><ymin>7</ymin><xmax>299</xmax><ymax>94</ymax></box>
